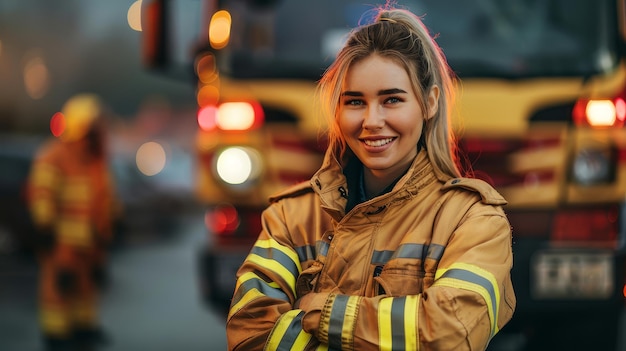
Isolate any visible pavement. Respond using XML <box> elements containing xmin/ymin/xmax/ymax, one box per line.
<box><xmin>0</xmin><ymin>211</ymin><xmax>228</xmax><ymax>351</ymax></box>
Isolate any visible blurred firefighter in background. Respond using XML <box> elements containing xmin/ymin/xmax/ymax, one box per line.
<box><xmin>27</xmin><ymin>93</ymin><xmax>120</xmax><ymax>351</ymax></box>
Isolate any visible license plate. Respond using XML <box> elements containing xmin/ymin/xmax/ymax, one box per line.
<box><xmin>531</xmin><ymin>251</ymin><xmax>613</xmax><ymax>299</ymax></box>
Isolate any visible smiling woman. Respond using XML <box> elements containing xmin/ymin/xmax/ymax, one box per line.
<box><xmin>338</xmin><ymin>54</ymin><xmax>438</xmax><ymax>198</ymax></box>
<box><xmin>225</xmin><ymin>6</ymin><xmax>515</xmax><ymax>351</ymax></box>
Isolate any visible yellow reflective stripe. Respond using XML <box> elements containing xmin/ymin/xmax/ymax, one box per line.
<box><xmin>378</xmin><ymin>296</ymin><xmax>420</xmax><ymax>351</ymax></box>
<box><xmin>41</xmin><ymin>306</ymin><xmax>71</xmax><ymax>336</ymax></box>
<box><xmin>32</xmin><ymin>200</ymin><xmax>55</xmax><ymax>226</ymax></box>
<box><xmin>378</xmin><ymin>297</ymin><xmax>394</xmax><ymax>351</ymax></box>
<box><xmin>265</xmin><ymin>310</ymin><xmax>312</xmax><ymax>351</ymax></box>
<box><xmin>237</xmin><ymin>271</ymin><xmax>281</xmax><ymax>290</ymax></box>
<box><xmin>404</xmin><ymin>295</ymin><xmax>418</xmax><ymax>351</ymax></box>
<box><xmin>341</xmin><ymin>296</ymin><xmax>360</xmax><ymax>351</ymax></box>
<box><xmin>292</xmin><ymin>329</ymin><xmax>313</xmax><ymax>350</ymax></box>
<box><xmin>32</xmin><ymin>163</ymin><xmax>59</xmax><ymax>188</ymax></box>
<box><xmin>231</xmin><ymin>271</ymin><xmax>289</xmax><ymax>308</ymax></box>
<box><xmin>228</xmin><ymin>288</ymin><xmax>264</xmax><ymax>320</ymax></box>
<box><xmin>247</xmin><ymin>254</ymin><xmax>297</xmax><ymax>296</ymax></box>
<box><xmin>323</xmin><ymin>295</ymin><xmax>360</xmax><ymax>350</ymax></box>
<box><xmin>416</xmin><ymin>294</ymin><xmax>421</xmax><ymax>351</ymax></box>
<box><xmin>316</xmin><ymin>344</ymin><xmax>329</xmax><ymax>351</ymax></box>
<box><xmin>255</xmin><ymin>238</ymin><xmax>302</xmax><ymax>272</ymax></box>
<box><xmin>60</xmin><ymin>178</ymin><xmax>91</xmax><ymax>203</ymax></box>
<box><xmin>57</xmin><ymin>219</ymin><xmax>92</xmax><ymax>246</ymax></box>
<box><xmin>434</xmin><ymin>262</ymin><xmax>500</xmax><ymax>337</ymax></box>
<box><xmin>324</xmin><ymin>295</ymin><xmax>360</xmax><ymax>350</ymax></box>
<box><xmin>248</xmin><ymin>238</ymin><xmax>302</xmax><ymax>296</ymax></box>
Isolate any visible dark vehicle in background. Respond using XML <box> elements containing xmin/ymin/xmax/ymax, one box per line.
<box><xmin>142</xmin><ymin>0</ymin><xmax>626</xmax><ymax>349</ymax></box>
<box><xmin>0</xmin><ymin>135</ymin><xmax>43</xmax><ymax>256</ymax></box>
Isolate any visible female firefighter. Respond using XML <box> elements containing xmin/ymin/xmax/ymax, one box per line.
<box><xmin>27</xmin><ymin>93</ymin><xmax>118</xmax><ymax>351</ymax></box>
<box><xmin>226</xmin><ymin>6</ymin><xmax>516</xmax><ymax>351</ymax></box>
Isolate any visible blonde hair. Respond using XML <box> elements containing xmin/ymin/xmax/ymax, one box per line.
<box><xmin>317</xmin><ymin>7</ymin><xmax>462</xmax><ymax>179</ymax></box>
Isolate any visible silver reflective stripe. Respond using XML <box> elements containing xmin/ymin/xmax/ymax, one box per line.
<box><xmin>317</xmin><ymin>240</ymin><xmax>330</xmax><ymax>257</ymax></box>
<box><xmin>371</xmin><ymin>243</ymin><xmax>446</xmax><ymax>264</ymax></box>
<box><xmin>295</xmin><ymin>244</ymin><xmax>317</xmax><ymax>262</ymax></box>
<box><xmin>231</xmin><ymin>275</ymin><xmax>289</xmax><ymax>306</ymax></box>
<box><xmin>327</xmin><ymin>295</ymin><xmax>349</xmax><ymax>350</ymax></box>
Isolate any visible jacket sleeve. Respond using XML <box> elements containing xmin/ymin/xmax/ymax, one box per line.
<box><xmin>226</xmin><ymin>202</ymin><xmax>320</xmax><ymax>351</ymax></box>
<box><xmin>297</xmin><ymin>201</ymin><xmax>516</xmax><ymax>351</ymax></box>
<box><xmin>27</xmin><ymin>154</ymin><xmax>60</xmax><ymax>229</ymax></box>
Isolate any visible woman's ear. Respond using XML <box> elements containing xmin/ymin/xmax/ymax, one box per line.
<box><xmin>427</xmin><ymin>85</ymin><xmax>440</xmax><ymax>119</ymax></box>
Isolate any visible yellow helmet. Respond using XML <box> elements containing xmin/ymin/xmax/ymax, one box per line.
<box><xmin>59</xmin><ymin>93</ymin><xmax>103</xmax><ymax>142</ymax></box>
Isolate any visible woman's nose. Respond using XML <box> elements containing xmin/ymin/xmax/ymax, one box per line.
<box><xmin>362</xmin><ymin>106</ymin><xmax>384</xmax><ymax>130</ymax></box>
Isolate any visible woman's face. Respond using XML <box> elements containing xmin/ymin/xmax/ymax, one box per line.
<box><xmin>339</xmin><ymin>54</ymin><xmax>437</xmax><ymax>182</ymax></box>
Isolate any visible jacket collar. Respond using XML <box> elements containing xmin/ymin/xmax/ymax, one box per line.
<box><xmin>311</xmin><ymin>147</ymin><xmax>441</xmax><ymax>220</ymax></box>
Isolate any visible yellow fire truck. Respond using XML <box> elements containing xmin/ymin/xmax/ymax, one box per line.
<box><xmin>142</xmin><ymin>0</ymin><xmax>626</xmax><ymax>349</ymax></box>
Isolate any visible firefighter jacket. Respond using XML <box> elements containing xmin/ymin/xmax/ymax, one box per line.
<box><xmin>28</xmin><ymin>138</ymin><xmax>117</xmax><ymax>249</ymax></box>
<box><xmin>226</xmin><ymin>148</ymin><xmax>516</xmax><ymax>351</ymax></box>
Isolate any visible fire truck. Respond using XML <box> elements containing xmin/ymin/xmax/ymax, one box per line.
<box><xmin>142</xmin><ymin>0</ymin><xmax>626</xmax><ymax>349</ymax></box>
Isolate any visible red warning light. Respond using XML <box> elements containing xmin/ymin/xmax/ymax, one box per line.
<box><xmin>50</xmin><ymin>112</ymin><xmax>66</xmax><ymax>137</ymax></box>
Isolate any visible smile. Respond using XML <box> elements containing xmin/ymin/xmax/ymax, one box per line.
<box><xmin>363</xmin><ymin>137</ymin><xmax>395</xmax><ymax>147</ymax></box>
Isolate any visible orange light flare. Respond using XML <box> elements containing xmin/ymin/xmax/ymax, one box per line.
<box><xmin>196</xmin><ymin>53</ymin><xmax>219</xmax><ymax>84</ymax></box>
<box><xmin>197</xmin><ymin>84</ymin><xmax>220</xmax><ymax>107</ymax></box>
<box><xmin>209</xmin><ymin>10</ymin><xmax>231</xmax><ymax>49</ymax></box>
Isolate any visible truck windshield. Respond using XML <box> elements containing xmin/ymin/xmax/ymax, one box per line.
<box><xmin>221</xmin><ymin>0</ymin><xmax>620</xmax><ymax>79</ymax></box>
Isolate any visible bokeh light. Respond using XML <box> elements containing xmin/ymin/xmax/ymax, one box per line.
<box><xmin>136</xmin><ymin>141</ymin><xmax>166</xmax><ymax>176</ymax></box>
<box><xmin>216</xmin><ymin>147</ymin><xmax>253</xmax><ymax>185</ymax></box>
<box><xmin>198</xmin><ymin>105</ymin><xmax>218</xmax><ymax>131</ymax></box>
<box><xmin>23</xmin><ymin>56</ymin><xmax>50</xmax><ymax>99</ymax></box>
<box><xmin>205</xmin><ymin>204</ymin><xmax>239</xmax><ymax>234</ymax></box>
<box><xmin>128</xmin><ymin>0</ymin><xmax>143</xmax><ymax>32</ymax></box>
<box><xmin>216</xmin><ymin>102</ymin><xmax>255</xmax><ymax>130</ymax></box>
<box><xmin>50</xmin><ymin>112</ymin><xmax>66</xmax><ymax>137</ymax></box>
<box><xmin>209</xmin><ymin>10</ymin><xmax>231</xmax><ymax>49</ymax></box>
<box><xmin>196</xmin><ymin>53</ymin><xmax>218</xmax><ymax>84</ymax></box>
<box><xmin>586</xmin><ymin>100</ymin><xmax>617</xmax><ymax>127</ymax></box>
<box><xmin>197</xmin><ymin>84</ymin><xmax>220</xmax><ymax>107</ymax></box>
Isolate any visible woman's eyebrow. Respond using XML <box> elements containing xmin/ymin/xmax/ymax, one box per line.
<box><xmin>341</xmin><ymin>88</ymin><xmax>407</xmax><ymax>97</ymax></box>
<box><xmin>378</xmin><ymin>88</ymin><xmax>407</xmax><ymax>95</ymax></box>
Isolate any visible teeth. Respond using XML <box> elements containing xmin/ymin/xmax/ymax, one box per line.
<box><xmin>364</xmin><ymin>138</ymin><xmax>394</xmax><ymax>147</ymax></box>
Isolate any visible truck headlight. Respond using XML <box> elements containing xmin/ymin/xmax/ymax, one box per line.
<box><xmin>572</xmin><ymin>149</ymin><xmax>611</xmax><ymax>185</ymax></box>
<box><xmin>214</xmin><ymin>146</ymin><xmax>263</xmax><ymax>189</ymax></box>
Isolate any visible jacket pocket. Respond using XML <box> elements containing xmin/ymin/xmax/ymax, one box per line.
<box><xmin>374</xmin><ymin>266</ymin><xmax>424</xmax><ymax>296</ymax></box>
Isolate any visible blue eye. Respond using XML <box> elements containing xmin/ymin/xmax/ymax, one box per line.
<box><xmin>344</xmin><ymin>99</ymin><xmax>364</xmax><ymax>106</ymax></box>
<box><xmin>385</xmin><ymin>96</ymin><xmax>402</xmax><ymax>104</ymax></box>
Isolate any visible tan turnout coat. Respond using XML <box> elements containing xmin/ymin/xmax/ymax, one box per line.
<box><xmin>227</xmin><ymin>149</ymin><xmax>516</xmax><ymax>351</ymax></box>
